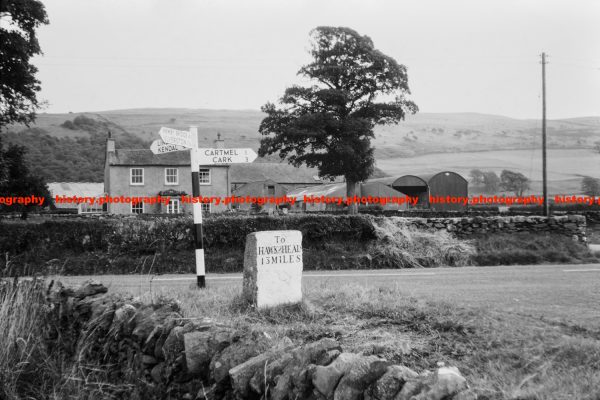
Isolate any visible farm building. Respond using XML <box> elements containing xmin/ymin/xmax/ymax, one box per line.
<box><xmin>229</xmin><ymin>163</ymin><xmax>325</xmax><ymax>192</ymax></box>
<box><xmin>390</xmin><ymin>171</ymin><xmax>468</xmax><ymax>211</ymax></box>
<box><xmin>104</xmin><ymin>133</ymin><xmax>329</xmax><ymax>214</ymax></box>
<box><xmin>288</xmin><ymin>182</ymin><xmax>408</xmax><ymax>212</ymax></box>
<box><xmin>48</xmin><ymin>182</ymin><xmax>105</xmax><ymax>213</ymax></box>
<box><xmin>231</xmin><ymin>179</ymin><xmax>287</xmax><ymax>211</ymax></box>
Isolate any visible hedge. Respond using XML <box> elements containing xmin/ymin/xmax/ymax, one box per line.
<box><xmin>0</xmin><ymin>215</ymin><xmax>377</xmax><ymax>275</ymax></box>
<box><xmin>0</xmin><ymin>214</ymin><xmax>595</xmax><ymax>275</ymax></box>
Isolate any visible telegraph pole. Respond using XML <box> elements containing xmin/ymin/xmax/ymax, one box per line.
<box><xmin>541</xmin><ymin>52</ymin><xmax>549</xmax><ymax>216</ymax></box>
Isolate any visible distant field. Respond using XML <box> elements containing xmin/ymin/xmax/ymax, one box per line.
<box><xmin>27</xmin><ymin>109</ymin><xmax>600</xmax><ymax>158</ymax></box>
<box><xmin>376</xmin><ymin>148</ymin><xmax>599</xmax><ymax>195</ymax></box>
<box><xmin>5</xmin><ymin>109</ymin><xmax>599</xmax><ymax>188</ymax></box>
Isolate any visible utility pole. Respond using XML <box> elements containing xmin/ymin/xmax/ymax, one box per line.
<box><xmin>541</xmin><ymin>52</ymin><xmax>549</xmax><ymax>216</ymax></box>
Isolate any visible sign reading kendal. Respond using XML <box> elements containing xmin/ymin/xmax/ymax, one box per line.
<box><xmin>243</xmin><ymin>230</ymin><xmax>303</xmax><ymax>308</ymax></box>
<box><xmin>150</xmin><ymin>139</ymin><xmax>187</xmax><ymax>155</ymax></box>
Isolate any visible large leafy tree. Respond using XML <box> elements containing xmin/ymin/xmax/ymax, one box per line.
<box><xmin>258</xmin><ymin>26</ymin><xmax>417</xmax><ymax>213</ymax></box>
<box><xmin>0</xmin><ymin>138</ymin><xmax>52</xmax><ymax>218</ymax></box>
<box><xmin>0</xmin><ymin>0</ymin><xmax>48</xmax><ymax>129</ymax></box>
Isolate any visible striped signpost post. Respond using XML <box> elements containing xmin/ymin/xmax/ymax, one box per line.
<box><xmin>188</xmin><ymin>127</ymin><xmax>206</xmax><ymax>288</ymax></box>
<box><xmin>155</xmin><ymin>126</ymin><xmax>257</xmax><ymax>288</ymax></box>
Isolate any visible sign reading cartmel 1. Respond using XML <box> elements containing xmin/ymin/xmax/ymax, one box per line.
<box><xmin>198</xmin><ymin>148</ymin><xmax>257</xmax><ymax>165</ymax></box>
<box><xmin>152</xmin><ymin>126</ymin><xmax>257</xmax><ymax>288</ymax></box>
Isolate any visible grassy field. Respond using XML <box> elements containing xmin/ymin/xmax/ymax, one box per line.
<box><xmin>27</xmin><ymin>109</ymin><xmax>598</xmax><ymax>157</ymax></box>
<box><xmin>138</xmin><ymin>282</ymin><xmax>600</xmax><ymax>399</ymax></box>
<box><xmin>376</xmin><ymin>148</ymin><xmax>599</xmax><ymax>195</ymax></box>
<box><xmin>7</xmin><ymin>109</ymin><xmax>597</xmax><ymax>193</ymax></box>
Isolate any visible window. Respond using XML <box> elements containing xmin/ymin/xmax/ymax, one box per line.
<box><xmin>131</xmin><ymin>202</ymin><xmax>144</xmax><ymax>214</ymax></box>
<box><xmin>80</xmin><ymin>202</ymin><xmax>103</xmax><ymax>214</ymax></box>
<box><xmin>165</xmin><ymin>168</ymin><xmax>179</xmax><ymax>185</ymax></box>
<box><xmin>167</xmin><ymin>199</ymin><xmax>180</xmax><ymax>214</ymax></box>
<box><xmin>199</xmin><ymin>168</ymin><xmax>211</xmax><ymax>185</ymax></box>
<box><xmin>201</xmin><ymin>202</ymin><xmax>211</xmax><ymax>214</ymax></box>
<box><xmin>267</xmin><ymin>185</ymin><xmax>275</xmax><ymax>196</ymax></box>
<box><xmin>130</xmin><ymin>168</ymin><xmax>144</xmax><ymax>185</ymax></box>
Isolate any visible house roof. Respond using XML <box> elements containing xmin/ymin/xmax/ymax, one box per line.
<box><xmin>287</xmin><ymin>183</ymin><xmax>347</xmax><ymax>199</ymax></box>
<box><xmin>48</xmin><ymin>182</ymin><xmax>104</xmax><ymax>197</ymax></box>
<box><xmin>230</xmin><ymin>163</ymin><xmax>324</xmax><ymax>184</ymax></box>
<box><xmin>109</xmin><ymin>149</ymin><xmax>329</xmax><ymax>185</ymax></box>
<box><xmin>287</xmin><ymin>181</ymin><xmax>404</xmax><ymax>200</ymax></box>
<box><xmin>108</xmin><ymin>149</ymin><xmax>191</xmax><ymax>166</ymax></box>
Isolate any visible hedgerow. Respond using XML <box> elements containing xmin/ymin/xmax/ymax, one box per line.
<box><xmin>0</xmin><ymin>214</ymin><xmax>595</xmax><ymax>275</ymax></box>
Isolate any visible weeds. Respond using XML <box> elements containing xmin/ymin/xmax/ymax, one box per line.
<box><xmin>369</xmin><ymin>218</ymin><xmax>476</xmax><ymax>267</ymax></box>
<box><xmin>0</xmin><ymin>279</ymin><xmax>61</xmax><ymax>399</ymax></box>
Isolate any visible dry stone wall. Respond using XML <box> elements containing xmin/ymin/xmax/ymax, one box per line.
<box><xmin>389</xmin><ymin>214</ymin><xmax>587</xmax><ymax>242</ymax></box>
<box><xmin>47</xmin><ymin>281</ymin><xmax>475</xmax><ymax>400</ymax></box>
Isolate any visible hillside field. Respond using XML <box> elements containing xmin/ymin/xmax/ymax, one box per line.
<box><xmin>377</xmin><ymin>148</ymin><xmax>599</xmax><ymax>195</ymax></box>
<box><xmin>1</xmin><ymin>109</ymin><xmax>598</xmax><ymax>192</ymax></box>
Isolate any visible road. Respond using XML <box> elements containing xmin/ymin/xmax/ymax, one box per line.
<box><xmin>57</xmin><ymin>264</ymin><xmax>600</xmax><ymax>328</ymax></box>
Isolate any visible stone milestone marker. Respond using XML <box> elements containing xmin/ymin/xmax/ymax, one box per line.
<box><xmin>243</xmin><ymin>230</ymin><xmax>303</xmax><ymax>308</ymax></box>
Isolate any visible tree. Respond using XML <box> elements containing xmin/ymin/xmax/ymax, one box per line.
<box><xmin>581</xmin><ymin>176</ymin><xmax>600</xmax><ymax>196</ymax></box>
<box><xmin>0</xmin><ymin>0</ymin><xmax>49</xmax><ymax>129</ymax></box>
<box><xmin>0</xmin><ymin>140</ymin><xmax>52</xmax><ymax>218</ymax></box>
<box><xmin>500</xmin><ymin>170</ymin><xmax>530</xmax><ymax>197</ymax></box>
<box><xmin>482</xmin><ymin>171</ymin><xmax>500</xmax><ymax>193</ymax></box>
<box><xmin>469</xmin><ymin>169</ymin><xmax>484</xmax><ymax>185</ymax></box>
<box><xmin>258</xmin><ymin>26</ymin><xmax>418</xmax><ymax>214</ymax></box>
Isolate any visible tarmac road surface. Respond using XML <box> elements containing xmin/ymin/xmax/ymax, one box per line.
<box><xmin>56</xmin><ymin>263</ymin><xmax>600</xmax><ymax>329</ymax></box>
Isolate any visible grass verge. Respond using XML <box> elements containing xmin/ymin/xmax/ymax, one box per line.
<box><xmin>2</xmin><ymin>278</ymin><xmax>599</xmax><ymax>399</ymax></box>
<box><xmin>472</xmin><ymin>232</ymin><xmax>598</xmax><ymax>265</ymax></box>
<box><xmin>146</xmin><ymin>283</ymin><xmax>600</xmax><ymax>400</ymax></box>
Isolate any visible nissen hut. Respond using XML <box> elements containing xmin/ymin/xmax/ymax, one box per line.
<box><xmin>391</xmin><ymin>171</ymin><xmax>468</xmax><ymax>211</ymax></box>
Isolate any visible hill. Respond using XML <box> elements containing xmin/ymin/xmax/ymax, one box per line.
<box><xmin>1</xmin><ymin>109</ymin><xmax>598</xmax><ymax>188</ymax></box>
<box><xmin>0</xmin><ymin>114</ymin><xmax>149</xmax><ymax>182</ymax></box>
<box><xmin>91</xmin><ymin>109</ymin><xmax>600</xmax><ymax>157</ymax></box>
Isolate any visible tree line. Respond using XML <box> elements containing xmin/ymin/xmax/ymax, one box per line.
<box><xmin>470</xmin><ymin>168</ymin><xmax>600</xmax><ymax>197</ymax></box>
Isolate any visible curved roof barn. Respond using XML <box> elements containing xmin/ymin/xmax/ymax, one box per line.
<box><xmin>391</xmin><ymin>171</ymin><xmax>468</xmax><ymax>211</ymax></box>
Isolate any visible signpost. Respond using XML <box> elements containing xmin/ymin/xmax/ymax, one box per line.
<box><xmin>153</xmin><ymin>126</ymin><xmax>255</xmax><ymax>288</ymax></box>
<box><xmin>150</xmin><ymin>139</ymin><xmax>187</xmax><ymax>155</ymax></box>
<box><xmin>196</xmin><ymin>148</ymin><xmax>257</xmax><ymax>165</ymax></box>
<box><xmin>159</xmin><ymin>127</ymin><xmax>194</xmax><ymax>148</ymax></box>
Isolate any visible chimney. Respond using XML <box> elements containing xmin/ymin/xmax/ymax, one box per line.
<box><xmin>214</xmin><ymin>132</ymin><xmax>224</xmax><ymax>149</ymax></box>
<box><xmin>106</xmin><ymin>130</ymin><xmax>115</xmax><ymax>153</ymax></box>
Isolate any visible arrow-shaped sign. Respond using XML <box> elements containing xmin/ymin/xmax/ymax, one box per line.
<box><xmin>159</xmin><ymin>127</ymin><xmax>194</xmax><ymax>148</ymax></box>
<box><xmin>197</xmin><ymin>148</ymin><xmax>258</xmax><ymax>165</ymax></box>
<box><xmin>150</xmin><ymin>139</ymin><xmax>187</xmax><ymax>155</ymax></box>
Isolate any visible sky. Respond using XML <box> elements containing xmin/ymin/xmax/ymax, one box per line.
<box><xmin>28</xmin><ymin>0</ymin><xmax>600</xmax><ymax>119</ymax></box>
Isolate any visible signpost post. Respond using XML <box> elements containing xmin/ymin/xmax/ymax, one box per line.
<box><xmin>154</xmin><ymin>125</ymin><xmax>256</xmax><ymax>288</ymax></box>
<box><xmin>188</xmin><ymin>127</ymin><xmax>206</xmax><ymax>288</ymax></box>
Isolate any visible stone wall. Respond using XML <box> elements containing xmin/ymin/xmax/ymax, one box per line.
<box><xmin>48</xmin><ymin>281</ymin><xmax>475</xmax><ymax>400</ymax></box>
<box><xmin>389</xmin><ymin>214</ymin><xmax>587</xmax><ymax>242</ymax></box>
